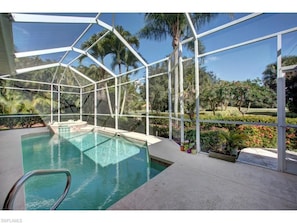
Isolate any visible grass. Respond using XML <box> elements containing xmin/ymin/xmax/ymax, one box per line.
<box><xmin>201</xmin><ymin>107</ymin><xmax>288</xmax><ymax>117</ymax></box>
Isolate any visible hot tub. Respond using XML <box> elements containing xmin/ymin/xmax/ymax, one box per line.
<box><xmin>48</xmin><ymin>120</ymin><xmax>89</xmax><ymax>134</ymax></box>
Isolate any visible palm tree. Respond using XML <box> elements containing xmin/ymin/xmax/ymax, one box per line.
<box><xmin>81</xmin><ymin>25</ymin><xmax>141</xmax><ymax>116</ymax></box>
<box><xmin>108</xmin><ymin>26</ymin><xmax>140</xmax><ymax>74</ymax></box>
<box><xmin>80</xmin><ymin>31</ymin><xmax>112</xmax><ymax>65</ymax></box>
<box><xmin>138</xmin><ymin>13</ymin><xmax>217</xmax><ymax>120</ymax></box>
<box><xmin>106</xmin><ymin>26</ymin><xmax>140</xmax><ymax>115</ymax></box>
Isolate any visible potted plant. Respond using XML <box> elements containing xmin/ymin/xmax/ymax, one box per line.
<box><xmin>186</xmin><ymin>146</ymin><xmax>192</xmax><ymax>153</ymax></box>
<box><xmin>208</xmin><ymin>130</ymin><xmax>244</xmax><ymax>162</ymax></box>
<box><xmin>183</xmin><ymin>140</ymin><xmax>189</xmax><ymax>152</ymax></box>
<box><xmin>191</xmin><ymin>143</ymin><xmax>197</xmax><ymax>154</ymax></box>
<box><xmin>180</xmin><ymin>142</ymin><xmax>184</xmax><ymax>151</ymax></box>
<box><xmin>184</xmin><ymin>130</ymin><xmax>196</xmax><ymax>154</ymax></box>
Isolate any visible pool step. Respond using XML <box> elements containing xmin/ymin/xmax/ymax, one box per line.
<box><xmin>80</xmin><ymin>125</ymin><xmax>95</xmax><ymax>132</ymax></box>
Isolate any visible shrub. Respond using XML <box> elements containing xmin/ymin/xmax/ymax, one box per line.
<box><xmin>0</xmin><ymin>115</ymin><xmax>45</xmax><ymax>130</ymax></box>
<box><xmin>148</xmin><ymin>114</ymin><xmax>297</xmax><ymax>151</ymax></box>
<box><xmin>237</xmin><ymin>125</ymin><xmax>277</xmax><ymax>148</ymax></box>
<box><xmin>200</xmin><ymin>129</ymin><xmax>228</xmax><ymax>153</ymax></box>
<box><xmin>286</xmin><ymin>128</ymin><xmax>297</xmax><ymax>151</ymax></box>
<box><xmin>152</xmin><ymin>125</ymin><xmax>169</xmax><ymax>138</ymax></box>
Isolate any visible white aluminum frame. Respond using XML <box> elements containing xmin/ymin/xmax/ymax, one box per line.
<box><xmin>183</xmin><ymin>12</ymin><xmax>297</xmax><ymax>173</ymax></box>
<box><xmin>0</xmin><ymin>12</ymin><xmax>296</xmax><ymax>174</ymax></box>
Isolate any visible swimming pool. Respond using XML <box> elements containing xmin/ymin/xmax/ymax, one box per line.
<box><xmin>21</xmin><ymin>131</ymin><xmax>167</xmax><ymax>210</ymax></box>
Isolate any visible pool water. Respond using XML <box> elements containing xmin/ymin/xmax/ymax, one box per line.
<box><xmin>21</xmin><ymin>131</ymin><xmax>167</xmax><ymax>210</ymax></box>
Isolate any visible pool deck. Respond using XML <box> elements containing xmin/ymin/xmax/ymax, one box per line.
<box><xmin>105</xmin><ymin>128</ymin><xmax>297</xmax><ymax>210</ymax></box>
<box><xmin>0</xmin><ymin>127</ymin><xmax>49</xmax><ymax>209</ymax></box>
<box><xmin>1</xmin><ymin>127</ymin><xmax>297</xmax><ymax>210</ymax></box>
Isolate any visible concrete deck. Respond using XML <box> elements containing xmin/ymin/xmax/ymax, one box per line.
<box><xmin>108</xmin><ymin>130</ymin><xmax>297</xmax><ymax>210</ymax></box>
<box><xmin>0</xmin><ymin>127</ymin><xmax>49</xmax><ymax>209</ymax></box>
<box><xmin>1</xmin><ymin>127</ymin><xmax>297</xmax><ymax>210</ymax></box>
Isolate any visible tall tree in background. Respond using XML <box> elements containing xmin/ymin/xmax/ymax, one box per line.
<box><xmin>104</xmin><ymin>26</ymin><xmax>140</xmax><ymax>75</ymax></box>
<box><xmin>81</xmin><ymin>30</ymin><xmax>115</xmax><ymax>116</ymax></box>
<box><xmin>81</xmin><ymin>30</ymin><xmax>111</xmax><ymax>65</ymax></box>
<box><xmin>184</xmin><ymin>63</ymin><xmax>218</xmax><ymax>119</ymax></box>
<box><xmin>107</xmin><ymin>26</ymin><xmax>140</xmax><ymax>115</ymax></box>
<box><xmin>262</xmin><ymin>56</ymin><xmax>297</xmax><ymax>112</ymax></box>
<box><xmin>81</xmin><ymin>25</ymin><xmax>141</xmax><ymax>115</ymax></box>
<box><xmin>138</xmin><ymin>13</ymin><xmax>216</xmax><ymax>120</ymax></box>
<box><xmin>0</xmin><ymin>57</ymin><xmax>56</xmax><ymax>116</ymax></box>
<box><xmin>140</xmin><ymin>61</ymin><xmax>169</xmax><ymax>113</ymax></box>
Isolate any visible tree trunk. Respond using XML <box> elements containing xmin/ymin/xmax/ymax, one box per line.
<box><xmin>105</xmin><ymin>82</ymin><xmax>113</xmax><ymax>118</ymax></box>
<box><xmin>172</xmin><ymin>18</ymin><xmax>180</xmax><ymax>126</ymax></box>
<box><xmin>120</xmin><ymin>88</ymin><xmax>127</xmax><ymax>115</ymax></box>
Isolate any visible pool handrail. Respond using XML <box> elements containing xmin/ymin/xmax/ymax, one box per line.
<box><xmin>2</xmin><ymin>169</ymin><xmax>71</xmax><ymax>210</ymax></box>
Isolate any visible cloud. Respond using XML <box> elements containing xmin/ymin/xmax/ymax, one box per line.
<box><xmin>204</xmin><ymin>56</ymin><xmax>219</xmax><ymax>63</ymax></box>
<box><xmin>13</xmin><ymin>25</ymin><xmax>30</xmax><ymax>37</ymax></box>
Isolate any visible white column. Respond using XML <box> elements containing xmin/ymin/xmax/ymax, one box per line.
<box><xmin>58</xmin><ymin>85</ymin><xmax>61</xmax><ymax>122</ymax></box>
<box><xmin>145</xmin><ymin>66</ymin><xmax>150</xmax><ymax>136</ymax></box>
<box><xmin>179</xmin><ymin>44</ymin><xmax>184</xmax><ymax>144</ymax></box>
<box><xmin>277</xmin><ymin>34</ymin><xmax>286</xmax><ymax>172</ymax></box>
<box><xmin>168</xmin><ymin>59</ymin><xmax>172</xmax><ymax>140</ymax></box>
<box><xmin>115</xmin><ymin>77</ymin><xmax>118</xmax><ymax>130</ymax></box>
<box><xmin>194</xmin><ymin>39</ymin><xmax>201</xmax><ymax>152</ymax></box>
<box><xmin>80</xmin><ymin>87</ymin><xmax>83</xmax><ymax>121</ymax></box>
<box><xmin>50</xmin><ymin>84</ymin><xmax>53</xmax><ymax>123</ymax></box>
<box><xmin>94</xmin><ymin>83</ymin><xmax>97</xmax><ymax>126</ymax></box>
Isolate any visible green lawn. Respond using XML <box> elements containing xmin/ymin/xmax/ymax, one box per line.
<box><xmin>201</xmin><ymin>107</ymin><xmax>289</xmax><ymax>117</ymax></box>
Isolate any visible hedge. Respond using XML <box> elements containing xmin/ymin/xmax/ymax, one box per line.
<box><xmin>0</xmin><ymin>115</ymin><xmax>46</xmax><ymax>130</ymax></box>
<box><xmin>150</xmin><ymin>115</ymin><xmax>297</xmax><ymax>151</ymax></box>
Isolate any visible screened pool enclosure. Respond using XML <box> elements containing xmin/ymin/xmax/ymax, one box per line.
<box><xmin>1</xmin><ymin>13</ymin><xmax>297</xmax><ymax>174</ymax></box>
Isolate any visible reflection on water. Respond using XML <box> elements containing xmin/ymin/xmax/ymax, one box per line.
<box><xmin>22</xmin><ymin>132</ymin><xmax>164</xmax><ymax>210</ymax></box>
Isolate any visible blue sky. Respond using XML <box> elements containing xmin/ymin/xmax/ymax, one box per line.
<box><xmin>198</xmin><ymin>13</ymin><xmax>297</xmax><ymax>81</ymax></box>
<box><xmin>11</xmin><ymin>12</ymin><xmax>297</xmax><ymax>82</ymax></box>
